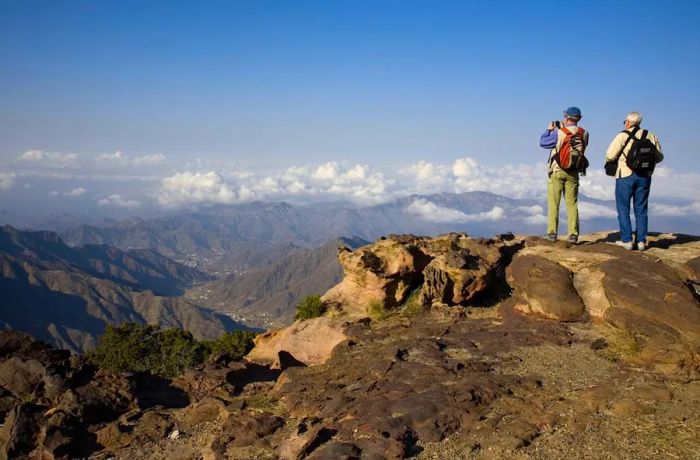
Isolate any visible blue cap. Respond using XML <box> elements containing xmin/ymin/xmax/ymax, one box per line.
<box><xmin>564</xmin><ymin>106</ymin><xmax>582</xmax><ymax>118</ymax></box>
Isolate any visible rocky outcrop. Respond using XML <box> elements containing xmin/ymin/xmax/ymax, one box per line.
<box><xmin>507</xmin><ymin>233</ymin><xmax>700</xmax><ymax>374</ymax></box>
<box><xmin>0</xmin><ymin>331</ymin><xmax>138</xmax><ymax>460</ymax></box>
<box><xmin>322</xmin><ymin>237</ymin><xmax>431</xmax><ymax>317</ymax></box>
<box><xmin>3</xmin><ymin>231</ymin><xmax>700</xmax><ymax>460</ymax></box>
<box><xmin>257</xmin><ymin>232</ymin><xmax>700</xmax><ymax>376</ymax></box>
<box><xmin>322</xmin><ymin>233</ymin><xmax>521</xmax><ymax>318</ymax></box>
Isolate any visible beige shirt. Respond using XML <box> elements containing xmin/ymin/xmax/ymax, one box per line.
<box><xmin>605</xmin><ymin>127</ymin><xmax>664</xmax><ymax>178</ymax></box>
<box><xmin>549</xmin><ymin>124</ymin><xmax>590</xmax><ymax>174</ymax></box>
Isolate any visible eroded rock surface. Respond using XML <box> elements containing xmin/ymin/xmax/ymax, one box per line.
<box><xmin>506</xmin><ymin>254</ymin><xmax>585</xmax><ymax>321</ymax></box>
<box><xmin>508</xmin><ymin>233</ymin><xmax>700</xmax><ymax>375</ymax></box>
<box><xmin>323</xmin><ymin>233</ymin><xmax>521</xmax><ymax>318</ymax></box>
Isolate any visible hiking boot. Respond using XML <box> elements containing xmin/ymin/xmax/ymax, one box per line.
<box><xmin>567</xmin><ymin>235</ymin><xmax>578</xmax><ymax>244</ymax></box>
<box><xmin>615</xmin><ymin>240</ymin><xmax>633</xmax><ymax>250</ymax></box>
<box><xmin>637</xmin><ymin>241</ymin><xmax>647</xmax><ymax>251</ymax></box>
<box><xmin>546</xmin><ymin>233</ymin><xmax>557</xmax><ymax>242</ymax></box>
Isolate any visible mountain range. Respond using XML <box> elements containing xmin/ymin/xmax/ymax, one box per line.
<box><xmin>187</xmin><ymin>236</ymin><xmax>369</xmax><ymax>328</ymax></box>
<box><xmin>55</xmin><ymin>192</ymin><xmax>540</xmax><ymax>271</ymax></box>
<box><xmin>0</xmin><ymin>225</ymin><xmax>241</xmax><ymax>352</ymax></box>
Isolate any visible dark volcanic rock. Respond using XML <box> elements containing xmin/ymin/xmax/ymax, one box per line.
<box><xmin>214</xmin><ymin>411</ymin><xmax>285</xmax><ymax>449</ymax></box>
<box><xmin>273</xmin><ymin>308</ymin><xmax>572</xmax><ymax>458</ymax></box>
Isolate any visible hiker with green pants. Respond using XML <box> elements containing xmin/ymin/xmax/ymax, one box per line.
<box><xmin>539</xmin><ymin>107</ymin><xmax>589</xmax><ymax>243</ymax></box>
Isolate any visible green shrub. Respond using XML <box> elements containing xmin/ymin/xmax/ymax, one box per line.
<box><xmin>400</xmin><ymin>290</ymin><xmax>425</xmax><ymax>318</ymax></box>
<box><xmin>294</xmin><ymin>294</ymin><xmax>327</xmax><ymax>320</ymax></box>
<box><xmin>88</xmin><ymin>323</ymin><xmax>257</xmax><ymax>378</ymax></box>
<box><xmin>202</xmin><ymin>330</ymin><xmax>257</xmax><ymax>360</ymax></box>
<box><xmin>368</xmin><ymin>300</ymin><xmax>388</xmax><ymax>320</ymax></box>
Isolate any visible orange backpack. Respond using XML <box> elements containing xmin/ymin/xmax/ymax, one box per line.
<box><xmin>553</xmin><ymin>127</ymin><xmax>588</xmax><ymax>174</ymax></box>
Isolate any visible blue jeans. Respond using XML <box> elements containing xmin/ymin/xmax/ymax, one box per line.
<box><xmin>615</xmin><ymin>173</ymin><xmax>652</xmax><ymax>243</ymax></box>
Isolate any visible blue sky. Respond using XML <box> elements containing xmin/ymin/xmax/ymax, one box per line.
<box><xmin>1</xmin><ymin>0</ymin><xmax>699</xmax><ymax>218</ymax></box>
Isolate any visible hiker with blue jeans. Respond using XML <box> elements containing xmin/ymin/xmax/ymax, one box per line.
<box><xmin>605</xmin><ymin>112</ymin><xmax>664</xmax><ymax>251</ymax></box>
<box><xmin>539</xmin><ymin>107</ymin><xmax>589</xmax><ymax>243</ymax></box>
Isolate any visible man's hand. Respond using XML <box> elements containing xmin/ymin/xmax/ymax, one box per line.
<box><xmin>547</xmin><ymin>121</ymin><xmax>557</xmax><ymax>131</ymax></box>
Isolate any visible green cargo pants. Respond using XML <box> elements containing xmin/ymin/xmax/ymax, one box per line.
<box><xmin>547</xmin><ymin>169</ymin><xmax>579</xmax><ymax>236</ymax></box>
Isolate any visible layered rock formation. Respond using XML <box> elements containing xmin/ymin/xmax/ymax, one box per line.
<box><xmin>322</xmin><ymin>233</ymin><xmax>521</xmax><ymax>317</ymax></box>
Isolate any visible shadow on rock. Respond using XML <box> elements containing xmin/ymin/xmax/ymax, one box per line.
<box><xmin>132</xmin><ymin>373</ymin><xmax>190</xmax><ymax>409</ymax></box>
<box><xmin>227</xmin><ymin>362</ymin><xmax>282</xmax><ymax>392</ymax></box>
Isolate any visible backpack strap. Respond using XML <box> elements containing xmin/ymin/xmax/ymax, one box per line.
<box><xmin>619</xmin><ymin>126</ymin><xmax>640</xmax><ymax>160</ymax></box>
<box><xmin>640</xmin><ymin>129</ymin><xmax>648</xmax><ymax>140</ymax></box>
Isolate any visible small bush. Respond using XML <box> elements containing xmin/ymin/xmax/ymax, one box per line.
<box><xmin>88</xmin><ymin>322</ymin><xmax>257</xmax><ymax>378</ymax></box>
<box><xmin>202</xmin><ymin>330</ymin><xmax>257</xmax><ymax>360</ymax></box>
<box><xmin>368</xmin><ymin>300</ymin><xmax>388</xmax><ymax>320</ymax></box>
<box><xmin>400</xmin><ymin>290</ymin><xmax>424</xmax><ymax>318</ymax></box>
<box><xmin>295</xmin><ymin>294</ymin><xmax>327</xmax><ymax>320</ymax></box>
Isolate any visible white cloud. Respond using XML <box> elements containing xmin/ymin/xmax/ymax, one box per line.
<box><xmin>398</xmin><ymin>161</ymin><xmax>451</xmax><ymax>194</ymax></box>
<box><xmin>65</xmin><ymin>187</ymin><xmax>87</xmax><ymax>196</ymax></box>
<box><xmin>98</xmin><ymin>194</ymin><xmax>141</xmax><ymax>209</ymax></box>
<box><xmin>452</xmin><ymin>158</ymin><xmax>479</xmax><ymax>177</ymax></box>
<box><xmin>578</xmin><ymin>201</ymin><xmax>617</xmax><ymax>220</ymax></box>
<box><xmin>95</xmin><ymin>151</ymin><xmax>165</xmax><ymax>167</ymax></box>
<box><xmin>48</xmin><ymin>187</ymin><xmax>88</xmax><ymax>197</ymax></box>
<box><xmin>96</xmin><ymin>151</ymin><xmax>126</xmax><ymax>163</ymax></box>
<box><xmin>157</xmin><ymin>171</ymin><xmax>237</xmax><ymax>206</ymax></box>
<box><xmin>17</xmin><ymin>150</ymin><xmax>78</xmax><ymax>167</ymax></box>
<box><xmin>131</xmin><ymin>153</ymin><xmax>166</xmax><ymax>166</ymax></box>
<box><xmin>518</xmin><ymin>205</ymin><xmax>544</xmax><ymax>215</ymax></box>
<box><xmin>650</xmin><ymin>202</ymin><xmax>700</xmax><ymax>217</ymax></box>
<box><xmin>223</xmin><ymin>162</ymin><xmax>392</xmax><ymax>206</ymax></box>
<box><xmin>524</xmin><ymin>213</ymin><xmax>548</xmax><ymax>225</ymax></box>
<box><xmin>0</xmin><ymin>173</ymin><xmax>15</xmax><ymax>190</ymax></box>
<box><xmin>517</xmin><ymin>205</ymin><xmax>548</xmax><ymax>225</ymax></box>
<box><xmin>405</xmin><ymin>198</ymin><xmax>505</xmax><ymax>223</ymax></box>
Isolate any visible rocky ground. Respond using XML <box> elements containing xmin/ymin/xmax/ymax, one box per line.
<box><xmin>1</xmin><ymin>231</ymin><xmax>699</xmax><ymax>459</ymax></box>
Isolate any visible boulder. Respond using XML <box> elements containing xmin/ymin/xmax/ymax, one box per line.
<box><xmin>600</xmin><ymin>256</ymin><xmax>700</xmax><ymax>373</ymax></box>
<box><xmin>506</xmin><ymin>254</ymin><xmax>585</xmax><ymax>321</ymax></box>
<box><xmin>420</xmin><ymin>234</ymin><xmax>522</xmax><ymax>306</ymax></box>
<box><xmin>508</xmin><ymin>237</ymin><xmax>700</xmax><ymax>374</ymax></box>
<box><xmin>0</xmin><ymin>357</ymin><xmax>47</xmax><ymax>400</ymax></box>
<box><xmin>322</xmin><ymin>238</ymin><xmax>431</xmax><ymax>317</ymax></box>
<box><xmin>0</xmin><ymin>403</ymin><xmax>44</xmax><ymax>460</ymax></box>
<box><xmin>246</xmin><ymin>317</ymin><xmax>349</xmax><ymax>367</ymax></box>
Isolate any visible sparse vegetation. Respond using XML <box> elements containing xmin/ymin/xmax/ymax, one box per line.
<box><xmin>399</xmin><ymin>290</ymin><xmax>424</xmax><ymax>318</ymax></box>
<box><xmin>203</xmin><ymin>330</ymin><xmax>257</xmax><ymax>359</ymax></box>
<box><xmin>368</xmin><ymin>300</ymin><xmax>389</xmax><ymax>320</ymax></box>
<box><xmin>88</xmin><ymin>322</ymin><xmax>256</xmax><ymax>378</ymax></box>
<box><xmin>594</xmin><ymin>330</ymin><xmax>642</xmax><ymax>363</ymax></box>
<box><xmin>294</xmin><ymin>294</ymin><xmax>327</xmax><ymax>320</ymax></box>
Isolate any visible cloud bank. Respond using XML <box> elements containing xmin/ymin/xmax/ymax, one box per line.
<box><xmin>405</xmin><ymin>198</ymin><xmax>505</xmax><ymax>223</ymax></box>
<box><xmin>3</xmin><ymin>148</ymin><xmax>700</xmax><ymax>223</ymax></box>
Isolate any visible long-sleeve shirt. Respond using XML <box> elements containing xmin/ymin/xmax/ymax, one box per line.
<box><xmin>539</xmin><ymin>125</ymin><xmax>589</xmax><ymax>173</ymax></box>
<box><xmin>539</xmin><ymin>129</ymin><xmax>558</xmax><ymax>149</ymax></box>
<box><xmin>605</xmin><ymin>128</ymin><xmax>664</xmax><ymax>178</ymax></box>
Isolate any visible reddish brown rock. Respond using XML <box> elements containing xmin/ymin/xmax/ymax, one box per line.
<box><xmin>506</xmin><ymin>254</ymin><xmax>585</xmax><ymax>321</ymax></box>
<box><xmin>601</xmin><ymin>256</ymin><xmax>700</xmax><ymax>373</ymax></box>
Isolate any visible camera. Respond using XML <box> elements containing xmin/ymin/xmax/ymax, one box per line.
<box><xmin>553</xmin><ymin>120</ymin><xmax>561</xmax><ymax>128</ymax></box>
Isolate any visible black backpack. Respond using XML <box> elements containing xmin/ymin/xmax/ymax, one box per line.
<box><xmin>623</xmin><ymin>127</ymin><xmax>657</xmax><ymax>174</ymax></box>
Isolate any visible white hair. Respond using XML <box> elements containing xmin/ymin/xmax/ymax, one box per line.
<box><xmin>625</xmin><ymin>111</ymin><xmax>643</xmax><ymax>126</ymax></box>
